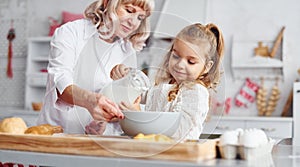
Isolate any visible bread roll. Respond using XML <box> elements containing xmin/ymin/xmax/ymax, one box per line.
<box><xmin>0</xmin><ymin>117</ymin><xmax>28</xmax><ymax>134</ymax></box>
<box><xmin>25</xmin><ymin>124</ymin><xmax>63</xmax><ymax>135</ymax></box>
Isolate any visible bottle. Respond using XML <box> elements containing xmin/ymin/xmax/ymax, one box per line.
<box><xmin>100</xmin><ymin>68</ymin><xmax>150</xmax><ymax>104</ymax></box>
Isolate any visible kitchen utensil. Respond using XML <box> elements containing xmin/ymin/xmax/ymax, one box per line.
<box><xmin>101</xmin><ymin>68</ymin><xmax>150</xmax><ymax>104</ymax></box>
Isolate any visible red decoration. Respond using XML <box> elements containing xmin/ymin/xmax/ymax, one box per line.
<box><xmin>48</xmin><ymin>12</ymin><xmax>84</xmax><ymax>36</ymax></box>
<box><xmin>62</xmin><ymin>11</ymin><xmax>84</xmax><ymax>24</ymax></box>
<box><xmin>215</xmin><ymin>98</ymin><xmax>232</xmax><ymax>114</ymax></box>
<box><xmin>6</xmin><ymin>20</ymin><xmax>15</xmax><ymax>78</ymax></box>
<box><xmin>48</xmin><ymin>17</ymin><xmax>61</xmax><ymax>36</ymax></box>
<box><xmin>235</xmin><ymin>78</ymin><xmax>259</xmax><ymax>108</ymax></box>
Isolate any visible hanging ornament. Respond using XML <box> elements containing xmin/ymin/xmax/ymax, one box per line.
<box><xmin>256</xmin><ymin>77</ymin><xmax>281</xmax><ymax>116</ymax></box>
<box><xmin>256</xmin><ymin>78</ymin><xmax>267</xmax><ymax>116</ymax></box>
<box><xmin>7</xmin><ymin>19</ymin><xmax>16</xmax><ymax>78</ymax></box>
<box><xmin>216</xmin><ymin>98</ymin><xmax>232</xmax><ymax>114</ymax></box>
<box><xmin>265</xmin><ymin>78</ymin><xmax>281</xmax><ymax>116</ymax></box>
<box><xmin>234</xmin><ymin>78</ymin><xmax>259</xmax><ymax>107</ymax></box>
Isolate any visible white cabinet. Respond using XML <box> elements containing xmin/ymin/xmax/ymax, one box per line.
<box><xmin>245</xmin><ymin>119</ymin><xmax>292</xmax><ymax>138</ymax></box>
<box><xmin>203</xmin><ymin>116</ymin><xmax>293</xmax><ymax>139</ymax></box>
<box><xmin>25</xmin><ymin>37</ymin><xmax>51</xmax><ymax>110</ymax></box>
<box><xmin>203</xmin><ymin>118</ymin><xmax>245</xmax><ymax>135</ymax></box>
<box><xmin>293</xmin><ymin>82</ymin><xmax>300</xmax><ymax>146</ymax></box>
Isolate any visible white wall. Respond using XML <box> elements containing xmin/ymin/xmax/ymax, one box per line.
<box><xmin>149</xmin><ymin>0</ymin><xmax>300</xmax><ymax>117</ymax></box>
<box><xmin>205</xmin><ymin>0</ymin><xmax>300</xmax><ymax>116</ymax></box>
<box><xmin>154</xmin><ymin>0</ymin><xmax>207</xmax><ymax>38</ymax></box>
<box><xmin>0</xmin><ymin>0</ymin><xmax>299</xmax><ymax>115</ymax></box>
<box><xmin>27</xmin><ymin>0</ymin><xmax>94</xmax><ymax>37</ymax></box>
<box><xmin>0</xmin><ymin>0</ymin><xmax>95</xmax><ymax>108</ymax></box>
<box><xmin>0</xmin><ymin>0</ymin><xmax>165</xmax><ymax>108</ymax></box>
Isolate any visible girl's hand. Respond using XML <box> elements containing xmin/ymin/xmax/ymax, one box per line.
<box><xmin>110</xmin><ymin>64</ymin><xmax>129</xmax><ymax>80</ymax></box>
<box><xmin>119</xmin><ymin>96</ymin><xmax>141</xmax><ymax>111</ymax></box>
<box><xmin>87</xmin><ymin>93</ymin><xmax>124</xmax><ymax>122</ymax></box>
<box><xmin>85</xmin><ymin>120</ymin><xmax>107</xmax><ymax>135</ymax></box>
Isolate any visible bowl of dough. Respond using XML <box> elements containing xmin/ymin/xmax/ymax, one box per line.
<box><xmin>119</xmin><ymin>111</ymin><xmax>181</xmax><ymax>137</ymax></box>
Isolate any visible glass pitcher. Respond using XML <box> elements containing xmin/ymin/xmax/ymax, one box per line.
<box><xmin>100</xmin><ymin>68</ymin><xmax>151</xmax><ymax>104</ymax></box>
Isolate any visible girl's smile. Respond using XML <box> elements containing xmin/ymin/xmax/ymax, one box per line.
<box><xmin>168</xmin><ymin>39</ymin><xmax>208</xmax><ymax>84</ymax></box>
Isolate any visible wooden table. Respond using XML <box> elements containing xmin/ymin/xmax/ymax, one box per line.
<box><xmin>0</xmin><ymin>133</ymin><xmax>217</xmax><ymax>164</ymax></box>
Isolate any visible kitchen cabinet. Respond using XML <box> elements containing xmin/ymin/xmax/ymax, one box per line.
<box><xmin>153</xmin><ymin>0</ymin><xmax>206</xmax><ymax>38</ymax></box>
<box><xmin>293</xmin><ymin>82</ymin><xmax>300</xmax><ymax>146</ymax></box>
<box><xmin>25</xmin><ymin>37</ymin><xmax>51</xmax><ymax>110</ymax></box>
<box><xmin>203</xmin><ymin>116</ymin><xmax>293</xmax><ymax>140</ymax></box>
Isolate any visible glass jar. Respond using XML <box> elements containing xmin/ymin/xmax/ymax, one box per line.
<box><xmin>100</xmin><ymin>68</ymin><xmax>150</xmax><ymax>104</ymax></box>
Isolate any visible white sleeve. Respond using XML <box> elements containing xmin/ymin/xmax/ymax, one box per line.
<box><xmin>48</xmin><ymin>21</ymin><xmax>80</xmax><ymax>94</ymax></box>
<box><xmin>172</xmin><ymin>84</ymin><xmax>209</xmax><ymax>140</ymax></box>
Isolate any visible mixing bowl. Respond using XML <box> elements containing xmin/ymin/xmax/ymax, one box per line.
<box><xmin>119</xmin><ymin>111</ymin><xmax>181</xmax><ymax>137</ymax></box>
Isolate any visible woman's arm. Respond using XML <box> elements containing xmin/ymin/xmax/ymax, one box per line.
<box><xmin>50</xmin><ymin>21</ymin><xmax>123</xmax><ymax>122</ymax></box>
<box><xmin>58</xmin><ymin>85</ymin><xmax>124</xmax><ymax>121</ymax></box>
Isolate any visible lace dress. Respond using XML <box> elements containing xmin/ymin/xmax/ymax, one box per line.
<box><xmin>144</xmin><ymin>83</ymin><xmax>209</xmax><ymax>140</ymax></box>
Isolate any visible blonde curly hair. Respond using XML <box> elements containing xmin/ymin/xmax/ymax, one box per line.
<box><xmin>84</xmin><ymin>0</ymin><xmax>154</xmax><ymax>50</ymax></box>
<box><xmin>154</xmin><ymin>23</ymin><xmax>225</xmax><ymax>101</ymax></box>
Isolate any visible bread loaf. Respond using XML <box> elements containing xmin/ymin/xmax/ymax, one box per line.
<box><xmin>0</xmin><ymin>117</ymin><xmax>28</xmax><ymax>134</ymax></box>
<box><xmin>25</xmin><ymin>124</ymin><xmax>63</xmax><ymax>135</ymax></box>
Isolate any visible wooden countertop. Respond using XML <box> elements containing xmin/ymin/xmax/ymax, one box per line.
<box><xmin>0</xmin><ymin>133</ymin><xmax>217</xmax><ymax>163</ymax></box>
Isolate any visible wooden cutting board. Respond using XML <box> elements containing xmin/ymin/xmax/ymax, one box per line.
<box><xmin>0</xmin><ymin>133</ymin><xmax>217</xmax><ymax>163</ymax></box>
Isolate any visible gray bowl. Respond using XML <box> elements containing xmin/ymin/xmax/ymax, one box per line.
<box><xmin>119</xmin><ymin>111</ymin><xmax>181</xmax><ymax>137</ymax></box>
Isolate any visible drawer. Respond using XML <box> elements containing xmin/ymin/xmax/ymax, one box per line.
<box><xmin>245</xmin><ymin>120</ymin><xmax>292</xmax><ymax>138</ymax></box>
<box><xmin>203</xmin><ymin>119</ymin><xmax>245</xmax><ymax>134</ymax></box>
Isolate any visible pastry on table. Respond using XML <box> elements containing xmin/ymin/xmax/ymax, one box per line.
<box><xmin>133</xmin><ymin>133</ymin><xmax>174</xmax><ymax>142</ymax></box>
<box><xmin>0</xmin><ymin>117</ymin><xmax>28</xmax><ymax>134</ymax></box>
<box><xmin>25</xmin><ymin>124</ymin><xmax>63</xmax><ymax>135</ymax></box>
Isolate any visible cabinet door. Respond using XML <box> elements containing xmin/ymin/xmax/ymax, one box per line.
<box><xmin>293</xmin><ymin>82</ymin><xmax>300</xmax><ymax>145</ymax></box>
<box><xmin>203</xmin><ymin>119</ymin><xmax>245</xmax><ymax>134</ymax></box>
<box><xmin>245</xmin><ymin>120</ymin><xmax>292</xmax><ymax>139</ymax></box>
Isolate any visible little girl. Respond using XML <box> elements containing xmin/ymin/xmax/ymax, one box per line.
<box><xmin>120</xmin><ymin>23</ymin><xmax>225</xmax><ymax>140</ymax></box>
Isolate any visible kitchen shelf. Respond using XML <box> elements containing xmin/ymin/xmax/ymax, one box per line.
<box><xmin>231</xmin><ymin>34</ymin><xmax>285</xmax><ymax>81</ymax></box>
<box><xmin>27</xmin><ymin>73</ymin><xmax>47</xmax><ymax>87</ymax></box>
<box><xmin>25</xmin><ymin>37</ymin><xmax>51</xmax><ymax>110</ymax></box>
<box><xmin>31</xmin><ymin>56</ymin><xmax>49</xmax><ymax>62</ymax></box>
<box><xmin>232</xmin><ymin>57</ymin><xmax>283</xmax><ymax>68</ymax></box>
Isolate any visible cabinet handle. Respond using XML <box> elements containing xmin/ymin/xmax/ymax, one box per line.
<box><xmin>216</xmin><ymin>126</ymin><xmax>229</xmax><ymax>130</ymax></box>
<box><xmin>297</xmin><ymin>90</ymin><xmax>300</xmax><ymax>93</ymax></box>
<box><xmin>260</xmin><ymin>128</ymin><xmax>275</xmax><ymax>132</ymax></box>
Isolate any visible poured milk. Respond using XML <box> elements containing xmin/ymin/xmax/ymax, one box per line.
<box><xmin>101</xmin><ymin>85</ymin><xmax>141</xmax><ymax>104</ymax></box>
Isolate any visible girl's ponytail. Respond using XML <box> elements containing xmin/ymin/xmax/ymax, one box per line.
<box><xmin>206</xmin><ymin>24</ymin><xmax>225</xmax><ymax>59</ymax></box>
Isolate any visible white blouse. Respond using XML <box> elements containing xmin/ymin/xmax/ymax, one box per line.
<box><xmin>144</xmin><ymin>83</ymin><xmax>209</xmax><ymax>140</ymax></box>
<box><xmin>37</xmin><ymin>19</ymin><xmax>137</xmax><ymax>134</ymax></box>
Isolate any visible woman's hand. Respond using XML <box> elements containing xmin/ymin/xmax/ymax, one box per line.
<box><xmin>119</xmin><ymin>96</ymin><xmax>141</xmax><ymax>111</ymax></box>
<box><xmin>58</xmin><ymin>85</ymin><xmax>124</xmax><ymax>123</ymax></box>
<box><xmin>110</xmin><ymin>64</ymin><xmax>129</xmax><ymax>80</ymax></box>
<box><xmin>87</xmin><ymin>93</ymin><xmax>124</xmax><ymax>122</ymax></box>
<box><xmin>85</xmin><ymin>120</ymin><xmax>107</xmax><ymax>135</ymax></box>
